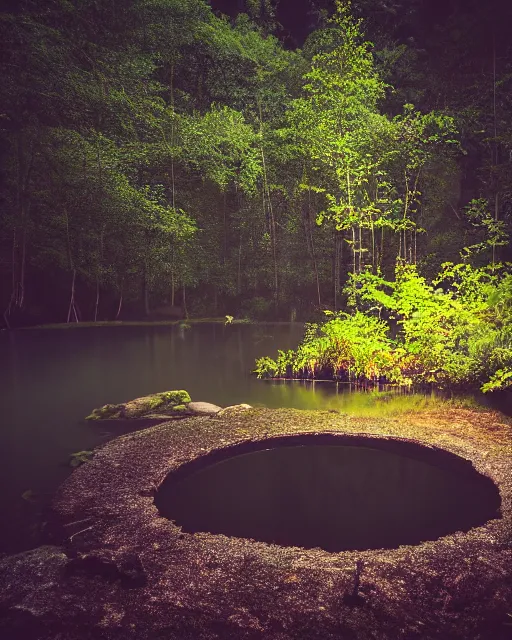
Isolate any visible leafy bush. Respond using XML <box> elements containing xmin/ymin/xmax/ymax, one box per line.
<box><xmin>256</xmin><ymin>261</ymin><xmax>512</xmax><ymax>392</ymax></box>
<box><xmin>256</xmin><ymin>312</ymin><xmax>401</xmax><ymax>382</ymax></box>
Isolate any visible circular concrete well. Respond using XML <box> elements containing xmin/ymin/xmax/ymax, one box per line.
<box><xmin>36</xmin><ymin>409</ymin><xmax>512</xmax><ymax>639</ymax></box>
<box><xmin>155</xmin><ymin>433</ymin><xmax>501</xmax><ymax>552</ymax></box>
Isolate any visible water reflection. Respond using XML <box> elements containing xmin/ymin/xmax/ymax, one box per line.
<box><xmin>258</xmin><ymin>380</ymin><xmax>475</xmax><ymax>415</ymax></box>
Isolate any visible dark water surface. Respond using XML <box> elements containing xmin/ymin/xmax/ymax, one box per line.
<box><xmin>0</xmin><ymin>323</ymin><xmax>508</xmax><ymax>553</ymax></box>
<box><xmin>1</xmin><ymin>323</ymin><xmax>304</xmax><ymax>552</ymax></box>
<box><xmin>156</xmin><ymin>438</ymin><xmax>501</xmax><ymax>551</ymax></box>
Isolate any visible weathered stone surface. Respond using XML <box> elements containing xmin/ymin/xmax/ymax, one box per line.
<box><xmin>0</xmin><ymin>546</ymin><xmax>68</xmax><ymax>605</ymax></box>
<box><xmin>0</xmin><ymin>546</ymin><xmax>68</xmax><ymax>637</ymax></box>
<box><xmin>215</xmin><ymin>403</ymin><xmax>252</xmax><ymax>418</ymax></box>
<box><xmin>65</xmin><ymin>550</ymin><xmax>147</xmax><ymax>587</ymax></box>
<box><xmin>187</xmin><ymin>401</ymin><xmax>222</xmax><ymax>415</ymax></box>
<box><xmin>85</xmin><ymin>389</ymin><xmax>191</xmax><ymax>420</ymax></box>
<box><xmin>2</xmin><ymin>408</ymin><xmax>512</xmax><ymax>639</ymax></box>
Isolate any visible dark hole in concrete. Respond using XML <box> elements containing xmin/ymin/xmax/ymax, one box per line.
<box><xmin>155</xmin><ymin>434</ymin><xmax>501</xmax><ymax>552</ymax></box>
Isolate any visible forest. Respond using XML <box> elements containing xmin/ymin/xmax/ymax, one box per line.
<box><xmin>1</xmin><ymin>0</ymin><xmax>511</xmax><ymax>389</ymax></box>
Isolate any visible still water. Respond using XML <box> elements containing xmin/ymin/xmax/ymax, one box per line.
<box><xmin>0</xmin><ymin>323</ymin><xmax>508</xmax><ymax>553</ymax></box>
<box><xmin>156</xmin><ymin>439</ymin><xmax>500</xmax><ymax>551</ymax></box>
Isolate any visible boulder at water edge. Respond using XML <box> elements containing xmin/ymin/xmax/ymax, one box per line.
<box><xmin>85</xmin><ymin>390</ymin><xmax>192</xmax><ymax>420</ymax></box>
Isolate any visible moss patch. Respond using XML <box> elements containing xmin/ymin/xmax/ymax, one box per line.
<box><xmin>85</xmin><ymin>403</ymin><xmax>124</xmax><ymax>420</ymax></box>
<box><xmin>172</xmin><ymin>404</ymin><xmax>188</xmax><ymax>412</ymax></box>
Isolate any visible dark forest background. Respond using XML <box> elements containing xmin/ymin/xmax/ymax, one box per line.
<box><xmin>1</xmin><ymin>0</ymin><xmax>511</xmax><ymax>327</ymax></box>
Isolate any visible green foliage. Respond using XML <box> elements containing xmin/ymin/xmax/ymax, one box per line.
<box><xmin>257</xmin><ymin>260</ymin><xmax>512</xmax><ymax>392</ymax></box>
<box><xmin>182</xmin><ymin>106</ymin><xmax>261</xmax><ymax>193</ymax></box>
<box><xmin>481</xmin><ymin>369</ymin><xmax>512</xmax><ymax>393</ymax></box>
<box><xmin>0</xmin><ymin>0</ymin><xmax>510</xmax><ymax>327</ymax></box>
<box><xmin>256</xmin><ymin>311</ymin><xmax>400</xmax><ymax>381</ymax></box>
<box><xmin>461</xmin><ymin>199</ymin><xmax>509</xmax><ymax>262</ymax></box>
<box><xmin>280</xmin><ymin>2</ymin><xmax>460</xmax><ymax>284</ymax></box>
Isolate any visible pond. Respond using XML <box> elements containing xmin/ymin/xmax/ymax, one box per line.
<box><xmin>155</xmin><ymin>435</ymin><xmax>500</xmax><ymax>552</ymax></box>
<box><xmin>0</xmin><ymin>323</ymin><xmax>508</xmax><ymax>553</ymax></box>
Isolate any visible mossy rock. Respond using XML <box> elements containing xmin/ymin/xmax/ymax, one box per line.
<box><xmin>172</xmin><ymin>404</ymin><xmax>189</xmax><ymax>413</ymax></box>
<box><xmin>86</xmin><ymin>390</ymin><xmax>192</xmax><ymax>421</ymax></box>
<box><xmin>69</xmin><ymin>450</ymin><xmax>94</xmax><ymax>468</ymax></box>
<box><xmin>86</xmin><ymin>404</ymin><xmax>124</xmax><ymax>420</ymax></box>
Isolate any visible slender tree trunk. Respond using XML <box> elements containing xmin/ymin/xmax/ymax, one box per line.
<box><xmin>116</xmin><ymin>290</ymin><xmax>123</xmax><ymax>320</ymax></box>
<box><xmin>308</xmin><ymin>212</ymin><xmax>322</xmax><ymax>307</ymax></box>
<box><xmin>67</xmin><ymin>269</ymin><xmax>77</xmax><ymax>323</ymax></box>
<box><xmin>94</xmin><ymin>276</ymin><xmax>100</xmax><ymax>322</ymax></box>
<box><xmin>351</xmin><ymin>227</ymin><xmax>356</xmax><ymax>275</ymax></box>
<box><xmin>333</xmin><ymin>230</ymin><xmax>343</xmax><ymax>311</ymax></box>
<box><xmin>16</xmin><ymin>134</ymin><xmax>27</xmax><ymax>309</ymax></box>
<box><xmin>182</xmin><ymin>283</ymin><xmax>188</xmax><ymax>319</ymax></box>
<box><xmin>19</xmin><ymin>217</ymin><xmax>27</xmax><ymax>308</ymax></box>
<box><xmin>5</xmin><ymin>132</ymin><xmax>34</xmax><ymax>322</ymax></box>
<box><xmin>346</xmin><ymin>169</ymin><xmax>357</xmax><ymax>275</ymax></box>
<box><xmin>143</xmin><ymin>261</ymin><xmax>150</xmax><ymax>316</ymax></box>
<box><xmin>339</xmin><ymin>230</ymin><xmax>344</xmax><ymax>294</ymax></box>
<box><xmin>170</xmin><ymin>62</ymin><xmax>176</xmax><ymax>211</ymax></box>
<box><xmin>334</xmin><ymin>231</ymin><xmax>339</xmax><ymax>311</ymax></box>
<box><xmin>3</xmin><ymin>308</ymin><xmax>11</xmax><ymax>330</ymax></box>
<box><xmin>260</xmin><ymin>144</ymin><xmax>278</xmax><ymax>304</ymax></box>
<box><xmin>302</xmin><ymin>186</ymin><xmax>321</xmax><ymax>307</ymax></box>
<box><xmin>379</xmin><ymin>227</ymin><xmax>384</xmax><ymax>270</ymax></box>
<box><xmin>270</xmin><ymin>200</ymin><xmax>278</xmax><ymax>306</ymax></box>
<box><xmin>94</xmin><ymin>226</ymin><xmax>104</xmax><ymax>322</ymax></box>
<box><xmin>314</xmin><ymin>254</ymin><xmax>321</xmax><ymax>308</ymax></box>
<box><xmin>6</xmin><ymin>228</ymin><xmax>17</xmax><ymax>318</ymax></box>
<box><xmin>402</xmin><ymin>170</ymin><xmax>409</xmax><ymax>261</ymax></box>
<box><xmin>358</xmin><ymin>224</ymin><xmax>362</xmax><ymax>274</ymax></box>
<box><xmin>63</xmin><ymin>206</ymin><xmax>79</xmax><ymax>323</ymax></box>
<box><xmin>170</xmin><ymin>246</ymin><xmax>176</xmax><ymax>306</ymax></box>
<box><xmin>371</xmin><ymin>221</ymin><xmax>375</xmax><ymax>271</ymax></box>
<box><xmin>259</xmin><ymin>103</ymin><xmax>278</xmax><ymax>306</ymax></box>
<box><xmin>492</xmin><ymin>38</ymin><xmax>499</xmax><ymax>263</ymax></box>
<box><xmin>492</xmin><ymin>192</ymin><xmax>499</xmax><ymax>265</ymax></box>
<box><xmin>237</xmin><ymin>231</ymin><xmax>242</xmax><ymax>294</ymax></box>
<box><xmin>222</xmin><ymin>192</ymin><xmax>227</xmax><ymax>265</ymax></box>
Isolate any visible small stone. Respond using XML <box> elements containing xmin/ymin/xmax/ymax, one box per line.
<box><xmin>187</xmin><ymin>401</ymin><xmax>223</xmax><ymax>415</ymax></box>
<box><xmin>215</xmin><ymin>404</ymin><xmax>253</xmax><ymax>418</ymax></box>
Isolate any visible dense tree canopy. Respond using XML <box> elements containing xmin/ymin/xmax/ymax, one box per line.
<box><xmin>0</xmin><ymin>0</ymin><xmax>510</xmax><ymax>334</ymax></box>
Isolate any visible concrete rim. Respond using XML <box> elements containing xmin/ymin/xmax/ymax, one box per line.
<box><xmin>49</xmin><ymin>407</ymin><xmax>512</xmax><ymax>638</ymax></box>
